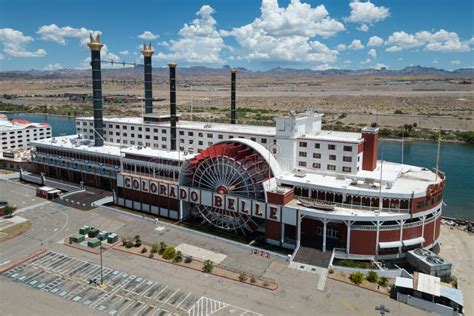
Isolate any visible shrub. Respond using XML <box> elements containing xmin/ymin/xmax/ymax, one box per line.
<box><xmin>185</xmin><ymin>256</ymin><xmax>193</xmax><ymax>264</ymax></box>
<box><xmin>366</xmin><ymin>271</ymin><xmax>378</xmax><ymax>283</ymax></box>
<box><xmin>239</xmin><ymin>272</ymin><xmax>247</xmax><ymax>282</ymax></box>
<box><xmin>451</xmin><ymin>276</ymin><xmax>458</xmax><ymax>288</ymax></box>
<box><xmin>149</xmin><ymin>253</ymin><xmax>154</xmax><ymax>258</ymax></box>
<box><xmin>263</xmin><ymin>281</ymin><xmax>270</xmax><ymax>287</ymax></box>
<box><xmin>173</xmin><ymin>251</ymin><xmax>183</xmax><ymax>263</ymax></box>
<box><xmin>250</xmin><ymin>276</ymin><xmax>256</xmax><ymax>283</ymax></box>
<box><xmin>141</xmin><ymin>247</ymin><xmax>147</xmax><ymax>254</ymax></box>
<box><xmin>3</xmin><ymin>205</ymin><xmax>15</xmax><ymax>217</ymax></box>
<box><xmin>394</xmin><ymin>109</ymin><xmax>404</xmax><ymax>114</ymax></box>
<box><xmin>121</xmin><ymin>237</ymin><xmax>127</xmax><ymax>246</ymax></box>
<box><xmin>202</xmin><ymin>260</ymin><xmax>214</xmax><ymax>273</ymax></box>
<box><xmin>125</xmin><ymin>240</ymin><xmax>134</xmax><ymax>248</ymax></box>
<box><xmin>162</xmin><ymin>247</ymin><xmax>176</xmax><ymax>260</ymax></box>
<box><xmin>350</xmin><ymin>272</ymin><xmax>365</xmax><ymax>285</ymax></box>
<box><xmin>151</xmin><ymin>243</ymin><xmax>159</xmax><ymax>254</ymax></box>
<box><xmin>159</xmin><ymin>242</ymin><xmax>167</xmax><ymax>255</ymax></box>
<box><xmin>328</xmin><ymin>267</ymin><xmax>334</xmax><ymax>274</ymax></box>
<box><xmin>377</xmin><ymin>276</ymin><xmax>389</xmax><ymax>287</ymax></box>
<box><xmin>134</xmin><ymin>235</ymin><xmax>142</xmax><ymax>247</ymax></box>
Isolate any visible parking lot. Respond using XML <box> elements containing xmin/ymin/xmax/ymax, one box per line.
<box><xmin>1</xmin><ymin>250</ymin><xmax>261</xmax><ymax>316</ymax></box>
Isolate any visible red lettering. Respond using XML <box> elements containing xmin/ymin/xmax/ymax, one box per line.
<box><xmin>132</xmin><ymin>179</ymin><xmax>140</xmax><ymax>190</ymax></box>
<box><xmin>270</xmin><ymin>206</ymin><xmax>278</xmax><ymax>220</ymax></box>
<box><xmin>159</xmin><ymin>184</ymin><xmax>167</xmax><ymax>196</ymax></box>
<box><xmin>214</xmin><ymin>195</ymin><xmax>222</xmax><ymax>208</ymax></box>
<box><xmin>190</xmin><ymin>191</ymin><xmax>199</xmax><ymax>202</ymax></box>
<box><xmin>227</xmin><ymin>198</ymin><xmax>235</xmax><ymax>211</ymax></box>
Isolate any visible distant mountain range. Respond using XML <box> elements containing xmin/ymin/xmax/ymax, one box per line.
<box><xmin>1</xmin><ymin>65</ymin><xmax>473</xmax><ymax>79</ymax></box>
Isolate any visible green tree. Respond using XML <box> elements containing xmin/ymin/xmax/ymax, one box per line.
<box><xmin>366</xmin><ymin>271</ymin><xmax>378</xmax><ymax>283</ymax></box>
<box><xmin>151</xmin><ymin>243</ymin><xmax>159</xmax><ymax>254</ymax></box>
<box><xmin>202</xmin><ymin>260</ymin><xmax>214</xmax><ymax>273</ymax></box>
<box><xmin>162</xmin><ymin>247</ymin><xmax>176</xmax><ymax>260</ymax></box>
<box><xmin>377</xmin><ymin>276</ymin><xmax>389</xmax><ymax>287</ymax></box>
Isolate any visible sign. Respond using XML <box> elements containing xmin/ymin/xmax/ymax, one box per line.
<box><xmin>119</xmin><ymin>174</ymin><xmax>281</xmax><ymax>222</ymax></box>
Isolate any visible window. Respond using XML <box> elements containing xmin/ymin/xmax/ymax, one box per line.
<box><xmin>314</xmin><ymin>143</ymin><xmax>320</xmax><ymax>149</ymax></box>
<box><xmin>218</xmin><ymin>134</ymin><xmax>223</xmax><ymax>139</ymax></box>
<box><xmin>327</xmin><ymin>164</ymin><xmax>336</xmax><ymax>171</ymax></box>
<box><xmin>298</xmin><ymin>161</ymin><xmax>307</xmax><ymax>167</ymax></box>
<box><xmin>261</xmin><ymin>138</ymin><xmax>267</xmax><ymax>144</ymax></box>
<box><xmin>207</xmin><ymin>133</ymin><xmax>213</xmax><ymax>138</ymax></box>
<box><xmin>145</xmin><ymin>128</ymin><xmax>150</xmax><ymax>132</ymax></box>
<box><xmin>198</xmin><ymin>132</ymin><xmax>203</xmax><ymax>137</ymax></box>
<box><xmin>162</xmin><ymin>129</ymin><xmax>167</xmax><ymax>133</ymax></box>
<box><xmin>329</xmin><ymin>155</ymin><xmax>336</xmax><ymax>161</ymax></box>
<box><xmin>343</xmin><ymin>156</ymin><xmax>352</xmax><ymax>162</ymax></box>
<box><xmin>299</xmin><ymin>152</ymin><xmax>307</xmax><ymax>157</ymax></box>
<box><xmin>153</xmin><ymin>128</ymin><xmax>158</xmax><ymax>133</ymax></box>
<box><xmin>251</xmin><ymin>137</ymin><xmax>256</xmax><ymax>142</ymax></box>
<box><xmin>154</xmin><ymin>136</ymin><xmax>158</xmax><ymax>140</ymax></box>
<box><xmin>198</xmin><ymin>141</ymin><xmax>203</xmax><ymax>145</ymax></box>
<box><xmin>328</xmin><ymin>144</ymin><xmax>336</xmax><ymax>150</ymax></box>
<box><xmin>162</xmin><ymin>137</ymin><xmax>166</xmax><ymax>141</ymax></box>
<box><xmin>344</xmin><ymin>145</ymin><xmax>352</xmax><ymax>152</ymax></box>
<box><xmin>116</xmin><ymin>125</ymin><xmax>121</xmax><ymax>129</ymax></box>
<box><xmin>138</xmin><ymin>127</ymin><xmax>142</xmax><ymax>132</ymax></box>
<box><xmin>342</xmin><ymin>167</ymin><xmax>351</xmax><ymax>173</ymax></box>
<box><xmin>313</xmin><ymin>153</ymin><xmax>321</xmax><ymax>159</ymax></box>
<box><xmin>179</xmin><ymin>131</ymin><xmax>184</xmax><ymax>136</ymax></box>
<box><xmin>312</xmin><ymin>163</ymin><xmax>321</xmax><ymax>169</ymax></box>
<box><xmin>299</xmin><ymin>141</ymin><xmax>307</xmax><ymax>147</ymax></box>
<box><xmin>188</xmin><ymin>131</ymin><xmax>193</xmax><ymax>136</ymax></box>
<box><xmin>108</xmin><ymin>124</ymin><xmax>113</xmax><ymax>128</ymax></box>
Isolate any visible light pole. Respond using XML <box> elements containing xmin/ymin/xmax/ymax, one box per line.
<box><xmin>99</xmin><ymin>240</ymin><xmax>103</xmax><ymax>287</ymax></box>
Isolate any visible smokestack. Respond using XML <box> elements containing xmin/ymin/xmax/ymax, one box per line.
<box><xmin>142</xmin><ymin>43</ymin><xmax>154</xmax><ymax>114</ymax></box>
<box><xmin>230</xmin><ymin>68</ymin><xmax>236</xmax><ymax>124</ymax></box>
<box><xmin>168</xmin><ymin>63</ymin><xmax>177</xmax><ymax>151</ymax></box>
<box><xmin>87</xmin><ymin>34</ymin><xmax>104</xmax><ymax>147</ymax></box>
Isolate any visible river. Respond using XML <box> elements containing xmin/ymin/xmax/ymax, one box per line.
<box><xmin>4</xmin><ymin>113</ymin><xmax>474</xmax><ymax>220</ymax></box>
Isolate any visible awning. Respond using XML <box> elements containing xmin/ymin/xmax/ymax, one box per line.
<box><xmin>402</xmin><ymin>236</ymin><xmax>425</xmax><ymax>247</ymax></box>
<box><xmin>379</xmin><ymin>241</ymin><xmax>402</xmax><ymax>249</ymax></box>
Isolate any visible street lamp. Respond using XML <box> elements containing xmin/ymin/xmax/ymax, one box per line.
<box><xmin>99</xmin><ymin>240</ymin><xmax>104</xmax><ymax>287</ymax></box>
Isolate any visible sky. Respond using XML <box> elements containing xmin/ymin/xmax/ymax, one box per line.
<box><xmin>0</xmin><ymin>0</ymin><xmax>473</xmax><ymax>71</ymax></box>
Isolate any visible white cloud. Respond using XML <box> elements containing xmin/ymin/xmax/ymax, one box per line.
<box><xmin>119</xmin><ymin>50</ymin><xmax>129</xmax><ymax>56</ymax></box>
<box><xmin>344</xmin><ymin>60</ymin><xmax>352</xmax><ymax>64</ymax></box>
<box><xmin>385</xmin><ymin>29</ymin><xmax>472</xmax><ymax>53</ymax></box>
<box><xmin>37</xmin><ymin>24</ymin><xmax>97</xmax><ymax>47</ymax></box>
<box><xmin>224</xmin><ymin>0</ymin><xmax>343</xmax><ymax>65</ymax></box>
<box><xmin>348</xmin><ymin>39</ymin><xmax>364</xmax><ymax>50</ymax></box>
<box><xmin>0</xmin><ymin>28</ymin><xmax>46</xmax><ymax>58</ymax></box>
<box><xmin>450</xmin><ymin>60</ymin><xmax>461</xmax><ymax>65</ymax></box>
<box><xmin>357</xmin><ymin>24</ymin><xmax>369</xmax><ymax>32</ymax></box>
<box><xmin>367</xmin><ymin>35</ymin><xmax>383</xmax><ymax>47</ymax></box>
<box><xmin>432</xmin><ymin>59</ymin><xmax>438</xmax><ymax>64</ymax></box>
<box><xmin>345</xmin><ymin>1</ymin><xmax>390</xmax><ymax>31</ymax></box>
<box><xmin>154</xmin><ymin>5</ymin><xmax>225</xmax><ymax>64</ymax></box>
<box><xmin>336</xmin><ymin>44</ymin><xmax>347</xmax><ymax>51</ymax></box>
<box><xmin>138</xmin><ymin>31</ymin><xmax>159</xmax><ymax>40</ymax></box>
<box><xmin>368</xmin><ymin>48</ymin><xmax>376</xmax><ymax>58</ymax></box>
<box><xmin>43</xmin><ymin>63</ymin><xmax>63</xmax><ymax>71</ymax></box>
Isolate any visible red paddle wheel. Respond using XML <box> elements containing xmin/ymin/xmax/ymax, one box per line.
<box><xmin>180</xmin><ymin>141</ymin><xmax>272</xmax><ymax>233</ymax></box>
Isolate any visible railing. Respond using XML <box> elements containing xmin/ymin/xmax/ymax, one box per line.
<box><xmin>297</xmin><ymin>197</ymin><xmax>411</xmax><ymax>214</ymax></box>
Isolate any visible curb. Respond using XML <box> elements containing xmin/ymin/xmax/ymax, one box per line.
<box><xmin>112</xmin><ymin>246</ymin><xmax>279</xmax><ymax>291</ymax></box>
<box><xmin>0</xmin><ymin>248</ymin><xmax>48</xmax><ymax>273</ymax></box>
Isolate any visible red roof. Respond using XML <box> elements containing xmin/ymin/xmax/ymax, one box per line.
<box><xmin>11</xmin><ymin>119</ymin><xmax>30</xmax><ymax>124</ymax></box>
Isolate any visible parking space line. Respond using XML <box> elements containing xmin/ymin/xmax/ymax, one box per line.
<box><xmin>163</xmin><ymin>288</ymin><xmax>180</xmax><ymax>304</ymax></box>
<box><xmin>176</xmin><ymin>292</ymin><xmax>192</xmax><ymax>310</ymax></box>
<box><xmin>153</xmin><ymin>285</ymin><xmax>168</xmax><ymax>300</ymax></box>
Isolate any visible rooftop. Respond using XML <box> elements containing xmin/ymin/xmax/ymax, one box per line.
<box><xmin>0</xmin><ymin>119</ymin><xmax>50</xmax><ymax>131</ymax></box>
<box><xmin>278</xmin><ymin>161</ymin><xmax>440</xmax><ymax>198</ymax></box>
<box><xmin>302</xmin><ymin>130</ymin><xmax>362</xmax><ymax>143</ymax></box>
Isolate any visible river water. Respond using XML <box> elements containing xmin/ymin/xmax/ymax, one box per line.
<box><xmin>5</xmin><ymin>113</ymin><xmax>474</xmax><ymax>220</ymax></box>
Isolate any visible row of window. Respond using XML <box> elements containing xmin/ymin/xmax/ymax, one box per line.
<box><xmin>297</xmin><ymin>161</ymin><xmax>352</xmax><ymax>173</ymax></box>
<box><xmin>299</xmin><ymin>141</ymin><xmax>353</xmax><ymax>152</ymax></box>
<box><xmin>298</xmin><ymin>152</ymin><xmax>353</xmax><ymax>162</ymax></box>
<box><xmin>1</xmin><ymin>128</ymin><xmax>50</xmax><ymax>136</ymax></box>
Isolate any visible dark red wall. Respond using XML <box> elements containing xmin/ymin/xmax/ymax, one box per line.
<box><xmin>350</xmin><ymin>230</ymin><xmax>376</xmax><ymax>255</ymax></box>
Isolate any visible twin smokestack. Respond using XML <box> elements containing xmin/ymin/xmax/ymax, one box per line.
<box><xmin>87</xmin><ymin>35</ymin><xmax>237</xmax><ymax>149</ymax></box>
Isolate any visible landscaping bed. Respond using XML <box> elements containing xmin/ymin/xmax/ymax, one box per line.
<box><xmin>113</xmin><ymin>237</ymin><xmax>278</xmax><ymax>290</ymax></box>
<box><xmin>328</xmin><ymin>269</ymin><xmax>392</xmax><ymax>296</ymax></box>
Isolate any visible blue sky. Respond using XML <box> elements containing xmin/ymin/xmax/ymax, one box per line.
<box><xmin>0</xmin><ymin>0</ymin><xmax>473</xmax><ymax>71</ymax></box>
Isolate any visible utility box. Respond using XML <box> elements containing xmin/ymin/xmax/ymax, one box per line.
<box><xmin>88</xmin><ymin>238</ymin><xmax>101</xmax><ymax>248</ymax></box>
<box><xmin>70</xmin><ymin>234</ymin><xmax>85</xmax><ymax>243</ymax></box>
<box><xmin>88</xmin><ymin>228</ymin><xmax>99</xmax><ymax>238</ymax></box>
<box><xmin>79</xmin><ymin>226</ymin><xmax>90</xmax><ymax>235</ymax></box>
<box><xmin>98</xmin><ymin>231</ymin><xmax>109</xmax><ymax>241</ymax></box>
<box><xmin>107</xmin><ymin>233</ymin><xmax>118</xmax><ymax>244</ymax></box>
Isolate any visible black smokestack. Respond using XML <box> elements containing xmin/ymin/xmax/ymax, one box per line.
<box><xmin>87</xmin><ymin>34</ymin><xmax>104</xmax><ymax>147</ymax></box>
<box><xmin>230</xmin><ymin>68</ymin><xmax>236</xmax><ymax>124</ymax></box>
<box><xmin>142</xmin><ymin>43</ymin><xmax>154</xmax><ymax>114</ymax></box>
<box><xmin>168</xmin><ymin>63</ymin><xmax>177</xmax><ymax>151</ymax></box>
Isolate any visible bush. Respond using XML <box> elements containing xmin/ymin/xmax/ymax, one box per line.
<box><xmin>141</xmin><ymin>247</ymin><xmax>147</xmax><ymax>254</ymax></box>
<box><xmin>394</xmin><ymin>109</ymin><xmax>404</xmax><ymax>114</ymax></box>
<box><xmin>366</xmin><ymin>271</ymin><xmax>378</xmax><ymax>283</ymax></box>
<box><xmin>185</xmin><ymin>256</ymin><xmax>193</xmax><ymax>264</ymax></box>
<box><xmin>125</xmin><ymin>240</ymin><xmax>133</xmax><ymax>248</ymax></box>
<box><xmin>151</xmin><ymin>243</ymin><xmax>159</xmax><ymax>254</ymax></box>
<box><xmin>173</xmin><ymin>251</ymin><xmax>183</xmax><ymax>263</ymax></box>
<box><xmin>377</xmin><ymin>276</ymin><xmax>389</xmax><ymax>287</ymax></box>
<box><xmin>263</xmin><ymin>281</ymin><xmax>270</xmax><ymax>287</ymax></box>
<box><xmin>239</xmin><ymin>272</ymin><xmax>247</xmax><ymax>282</ymax></box>
<box><xmin>121</xmin><ymin>237</ymin><xmax>127</xmax><ymax>246</ymax></box>
<box><xmin>202</xmin><ymin>260</ymin><xmax>214</xmax><ymax>273</ymax></box>
<box><xmin>162</xmin><ymin>247</ymin><xmax>176</xmax><ymax>260</ymax></box>
<box><xmin>350</xmin><ymin>272</ymin><xmax>365</xmax><ymax>285</ymax></box>
<box><xmin>134</xmin><ymin>235</ymin><xmax>142</xmax><ymax>247</ymax></box>
<box><xmin>159</xmin><ymin>242</ymin><xmax>167</xmax><ymax>255</ymax></box>
<box><xmin>149</xmin><ymin>253</ymin><xmax>154</xmax><ymax>258</ymax></box>
<box><xmin>3</xmin><ymin>205</ymin><xmax>15</xmax><ymax>217</ymax></box>
<box><xmin>250</xmin><ymin>276</ymin><xmax>256</xmax><ymax>283</ymax></box>
<box><xmin>328</xmin><ymin>267</ymin><xmax>334</xmax><ymax>274</ymax></box>
<box><xmin>451</xmin><ymin>276</ymin><xmax>458</xmax><ymax>288</ymax></box>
